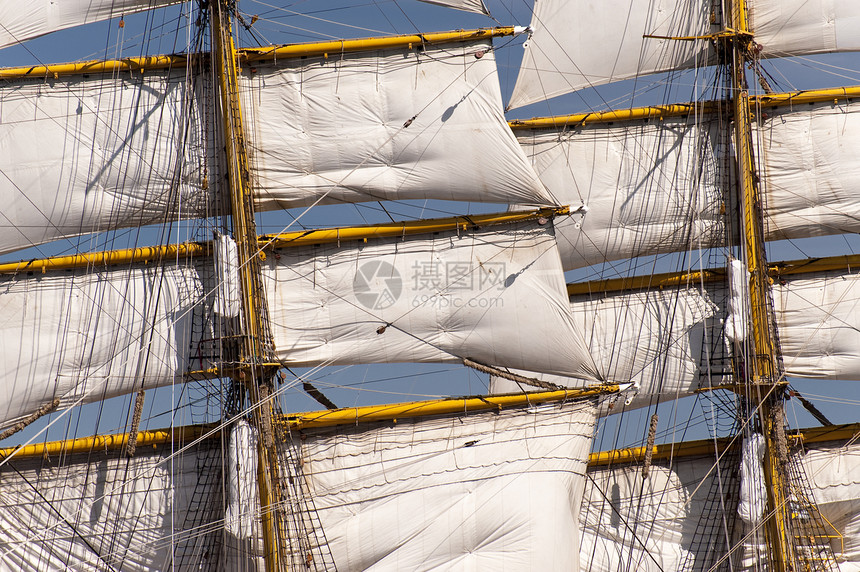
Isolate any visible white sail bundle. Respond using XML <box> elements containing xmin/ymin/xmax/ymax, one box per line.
<box><xmin>517</xmin><ymin>98</ymin><xmax>860</xmax><ymax>270</ymax></box>
<box><xmin>264</xmin><ymin>219</ymin><xmax>599</xmax><ymax>380</ymax></box>
<box><xmin>0</xmin><ymin>264</ymin><xmax>209</xmax><ymax>432</ymax></box>
<box><xmin>510</xmin><ymin>0</ymin><xmax>860</xmax><ymax>109</ymax></box>
<box><xmin>0</xmin><ymin>0</ymin><xmax>182</xmax><ymax>50</ymax></box>
<box><xmin>0</xmin><ymin>69</ymin><xmax>212</xmax><ymax>255</ymax></box>
<box><xmin>242</xmin><ymin>39</ymin><xmax>554</xmax><ymax>208</ymax></box>
<box><xmin>0</xmin><ymin>439</ymin><xmax>224</xmax><ymax>571</ymax></box>
<box><xmin>288</xmin><ymin>399</ymin><xmax>597</xmax><ymax>570</ymax></box>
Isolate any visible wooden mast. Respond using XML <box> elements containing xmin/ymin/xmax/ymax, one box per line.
<box><xmin>725</xmin><ymin>0</ymin><xmax>794</xmax><ymax>568</ymax></box>
<box><xmin>211</xmin><ymin>2</ymin><xmax>285</xmax><ymax>570</ymax></box>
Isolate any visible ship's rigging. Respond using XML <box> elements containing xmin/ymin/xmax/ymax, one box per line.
<box><xmin>1</xmin><ymin>0</ymin><xmax>860</xmax><ymax>570</ymax></box>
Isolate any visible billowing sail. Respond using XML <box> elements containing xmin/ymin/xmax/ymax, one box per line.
<box><xmin>492</xmin><ymin>266</ymin><xmax>860</xmax><ymax>409</ymax></box>
<box><xmin>516</xmin><ymin>98</ymin><xmax>860</xmax><ymax>270</ymax></box>
<box><xmin>509</xmin><ymin>0</ymin><xmax>714</xmax><ymax>109</ymax></box>
<box><xmin>516</xmin><ymin>115</ymin><xmax>724</xmax><ymax>271</ymax></box>
<box><xmin>284</xmin><ymin>399</ymin><xmax>597</xmax><ymax>570</ymax></box>
<box><xmin>0</xmin><ymin>263</ymin><xmax>211</xmax><ymax>432</ymax></box>
<box><xmin>490</xmin><ymin>284</ymin><xmax>730</xmax><ymax>411</ymax></box>
<box><xmin>242</xmin><ymin>39</ymin><xmax>553</xmax><ymax>209</ymax></box>
<box><xmin>509</xmin><ymin>0</ymin><xmax>860</xmax><ymax>109</ymax></box>
<box><xmin>265</xmin><ymin>218</ymin><xmax>598</xmax><ymax>379</ymax></box>
<box><xmin>0</xmin><ymin>436</ymin><xmax>226</xmax><ymax>571</ymax></box>
<box><xmin>0</xmin><ymin>0</ymin><xmax>182</xmax><ymax>50</ymax></box>
<box><xmin>0</xmin><ymin>69</ymin><xmax>212</xmax><ymax>255</ymax></box>
<box><xmin>752</xmin><ymin>0</ymin><xmax>860</xmax><ymax>57</ymax></box>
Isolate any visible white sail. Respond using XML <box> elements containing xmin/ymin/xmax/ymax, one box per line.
<box><xmin>581</xmin><ymin>458</ymin><xmax>718</xmax><ymax>571</ymax></box>
<box><xmin>775</xmin><ymin>269</ymin><xmax>860</xmax><ymax>379</ymax></box>
<box><xmin>0</xmin><ymin>69</ymin><xmax>212</xmax><ymax>255</ymax></box>
<box><xmin>0</xmin><ymin>0</ymin><xmax>182</xmax><ymax>50</ymax></box>
<box><xmin>492</xmin><ymin>266</ymin><xmax>860</xmax><ymax>408</ymax></box>
<box><xmin>288</xmin><ymin>399</ymin><xmax>597</xmax><ymax>570</ymax></box>
<box><xmin>243</xmin><ymin>39</ymin><xmax>554</xmax><ymax>208</ymax></box>
<box><xmin>752</xmin><ymin>0</ymin><xmax>860</xmax><ymax>56</ymax></box>
<box><xmin>0</xmin><ymin>38</ymin><xmax>554</xmax><ymax>257</ymax></box>
<box><xmin>583</xmin><ymin>438</ymin><xmax>860</xmax><ymax>571</ymax></box>
<box><xmin>0</xmin><ymin>264</ymin><xmax>209</xmax><ymax>432</ymax></box>
<box><xmin>759</xmin><ymin>98</ymin><xmax>860</xmax><ymax>241</ymax></box>
<box><xmin>516</xmin><ymin>115</ymin><xmax>724</xmax><ymax>270</ymax></box>
<box><xmin>265</xmin><ymin>219</ymin><xmax>599</xmax><ymax>380</ymax></box>
<box><xmin>508</xmin><ymin>0</ymin><xmax>714</xmax><ymax>109</ymax></box>
<box><xmin>490</xmin><ymin>284</ymin><xmax>730</xmax><ymax>411</ymax></box>
<box><xmin>0</xmin><ymin>438</ymin><xmax>224</xmax><ymax>571</ymax></box>
<box><xmin>517</xmin><ymin>98</ymin><xmax>860</xmax><ymax>270</ymax></box>
<box><xmin>509</xmin><ymin>0</ymin><xmax>860</xmax><ymax>109</ymax></box>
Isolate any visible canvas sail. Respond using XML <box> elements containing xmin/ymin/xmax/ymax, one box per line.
<box><xmin>509</xmin><ymin>0</ymin><xmax>860</xmax><ymax>109</ymax></box>
<box><xmin>0</xmin><ymin>37</ymin><xmax>552</xmax><ymax>256</ymax></box>
<box><xmin>265</xmin><ymin>218</ymin><xmax>599</xmax><ymax>380</ymax></box>
<box><xmin>242</xmin><ymin>38</ymin><xmax>552</xmax><ymax>209</ymax></box>
<box><xmin>582</xmin><ymin>436</ymin><xmax>860</xmax><ymax>571</ymax></box>
<box><xmin>284</xmin><ymin>399</ymin><xmax>598</xmax><ymax>570</ymax></box>
<box><xmin>516</xmin><ymin>98</ymin><xmax>860</xmax><ymax>270</ymax></box>
<box><xmin>0</xmin><ymin>437</ymin><xmax>226</xmax><ymax>571</ymax></box>
<box><xmin>0</xmin><ymin>263</ymin><xmax>212</xmax><ymax>433</ymax></box>
<box><xmin>0</xmin><ymin>0</ymin><xmax>182</xmax><ymax>50</ymax></box>
<box><xmin>491</xmin><ymin>266</ymin><xmax>860</xmax><ymax>409</ymax></box>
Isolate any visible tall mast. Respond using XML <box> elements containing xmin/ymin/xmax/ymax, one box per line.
<box><xmin>724</xmin><ymin>1</ymin><xmax>795</xmax><ymax>568</ymax></box>
<box><xmin>210</xmin><ymin>1</ymin><xmax>286</xmax><ymax>569</ymax></box>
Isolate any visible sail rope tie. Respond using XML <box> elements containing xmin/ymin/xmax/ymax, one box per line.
<box><xmin>126</xmin><ymin>389</ymin><xmax>146</xmax><ymax>457</ymax></box>
<box><xmin>462</xmin><ymin>358</ymin><xmax>563</xmax><ymax>391</ymax></box>
<box><xmin>0</xmin><ymin>398</ymin><xmax>60</xmax><ymax>441</ymax></box>
<box><xmin>642</xmin><ymin>413</ymin><xmax>658</xmax><ymax>479</ymax></box>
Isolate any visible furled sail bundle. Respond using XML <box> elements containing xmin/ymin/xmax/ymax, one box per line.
<box><xmin>242</xmin><ymin>38</ymin><xmax>552</xmax><ymax>208</ymax></box>
<box><xmin>283</xmin><ymin>399</ymin><xmax>597</xmax><ymax>570</ymax></box>
<box><xmin>509</xmin><ymin>0</ymin><xmax>860</xmax><ymax>109</ymax></box>
<box><xmin>265</xmin><ymin>216</ymin><xmax>598</xmax><ymax>379</ymax></box>
<box><xmin>514</xmin><ymin>96</ymin><xmax>860</xmax><ymax>271</ymax></box>
<box><xmin>0</xmin><ymin>0</ymin><xmax>182</xmax><ymax>49</ymax></box>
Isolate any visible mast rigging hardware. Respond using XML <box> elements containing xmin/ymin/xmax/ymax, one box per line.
<box><xmin>0</xmin><ymin>208</ymin><xmax>567</xmax><ymax>275</ymax></box>
<box><xmin>0</xmin><ymin>27</ymin><xmax>517</xmax><ymax>81</ymax></box>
